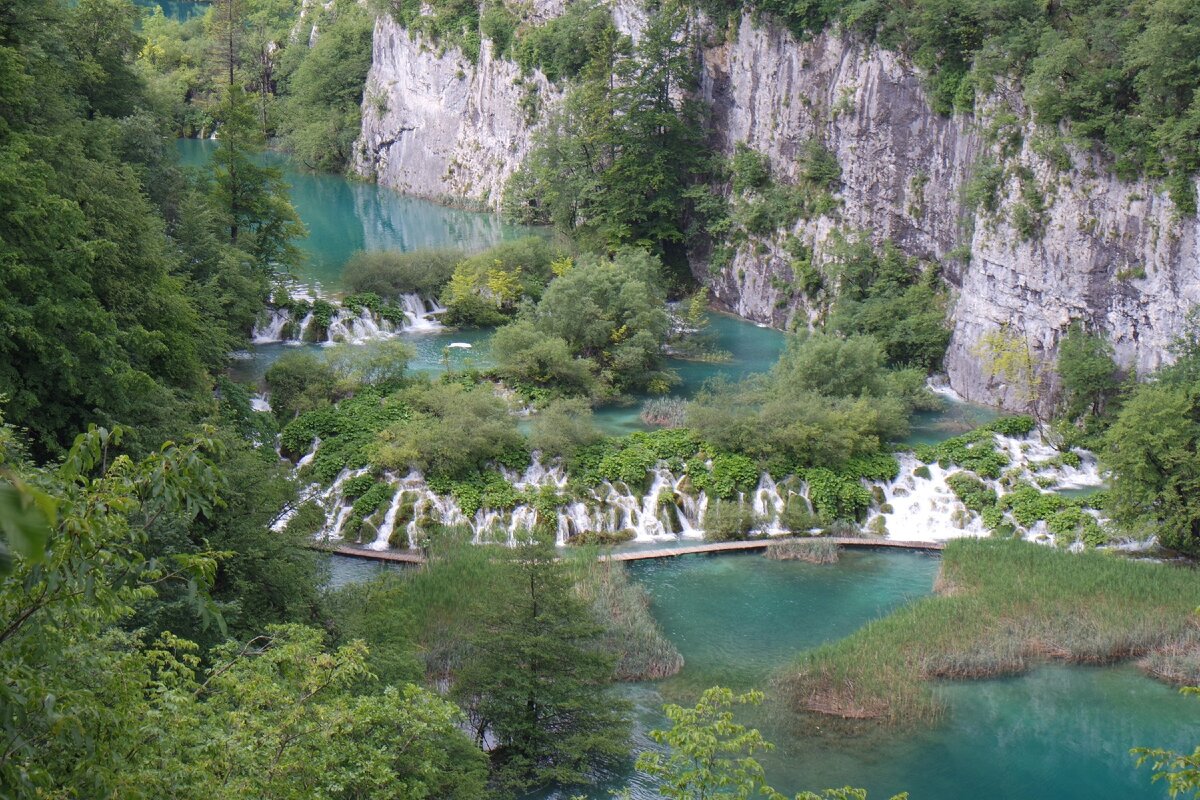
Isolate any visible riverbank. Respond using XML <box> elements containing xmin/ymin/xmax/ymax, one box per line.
<box><xmin>777</xmin><ymin>538</ymin><xmax>1200</xmax><ymax>725</ymax></box>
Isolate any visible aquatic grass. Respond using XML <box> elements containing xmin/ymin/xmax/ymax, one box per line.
<box><xmin>1138</xmin><ymin>629</ymin><xmax>1200</xmax><ymax>686</ymax></box>
<box><xmin>765</xmin><ymin>537</ymin><xmax>841</xmax><ymax>564</ymax></box>
<box><xmin>570</xmin><ymin>556</ymin><xmax>684</xmax><ymax>681</ymax></box>
<box><xmin>777</xmin><ymin>539</ymin><xmax>1200</xmax><ymax>725</ymax></box>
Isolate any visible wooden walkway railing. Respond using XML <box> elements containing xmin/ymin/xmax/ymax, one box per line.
<box><xmin>317</xmin><ymin>537</ymin><xmax>943</xmax><ymax>565</ymax></box>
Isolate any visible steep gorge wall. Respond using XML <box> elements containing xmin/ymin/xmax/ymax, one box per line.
<box><xmin>354</xmin><ymin>6</ymin><xmax>1200</xmax><ymax>411</ymax></box>
<box><xmin>353</xmin><ymin>13</ymin><xmax>561</xmax><ymax>207</ymax></box>
<box><xmin>699</xmin><ymin>18</ymin><xmax>1200</xmax><ymax>412</ymax></box>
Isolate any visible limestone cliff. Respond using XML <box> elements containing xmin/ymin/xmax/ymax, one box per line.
<box><xmin>698</xmin><ymin>17</ymin><xmax>1200</xmax><ymax>412</ymax></box>
<box><xmin>354</xmin><ymin>6</ymin><xmax>1200</xmax><ymax>411</ymax></box>
<box><xmin>353</xmin><ymin>13</ymin><xmax>561</xmax><ymax>208</ymax></box>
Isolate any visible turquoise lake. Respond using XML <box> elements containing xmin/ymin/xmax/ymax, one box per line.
<box><xmin>133</xmin><ymin>0</ymin><xmax>208</xmax><ymax>21</ymax></box>
<box><xmin>536</xmin><ymin>552</ymin><xmax>1197</xmax><ymax>800</ymax></box>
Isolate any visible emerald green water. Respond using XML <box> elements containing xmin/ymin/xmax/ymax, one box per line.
<box><xmin>133</xmin><ymin>0</ymin><xmax>208</xmax><ymax>21</ymax></box>
<box><xmin>177</xmin><ymin>139</ymin><xmax>531</xmax><ymax>292</ymax></box>
<box><xmin>541</xmin><ymin>552</ymin><xmax>1195</xmax><ymax>800</ymax></box>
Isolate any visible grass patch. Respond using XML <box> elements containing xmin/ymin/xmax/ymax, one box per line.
<box><xmin>571</xmin><ymin>558</ymin><xmax>684</xmax><ymax>681</ymax></box>
<box><xmin>776</xmin><ymin>539</ymin><xmax>1200</xmax><ymax>725</ymax></box>
<box><xmin>765</xmin><ymin>537</ymin><xmax>840</xmax><ymax>564</ymax></box>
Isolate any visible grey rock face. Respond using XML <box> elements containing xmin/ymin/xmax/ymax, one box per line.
<box><xmin>353</xmin><ymin>14</ymin><xmax>560</xmax><ymax>208</ymax></box>
<box><xmin>355</xmin><ymin>9</ymin><xmax>1200</xmax><ymax>410</ymax></box>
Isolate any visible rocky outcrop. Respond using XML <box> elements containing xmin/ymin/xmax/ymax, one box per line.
<box><xmin>354</xmin><ymin>14</ymin><xmax>561</xmax><ymax>207</ymax></box>
<box><xmin>355</xmin><ymin>6</ymin><xmax>1200</xmax><ymax>411</ymax></box>
<box><xmin>697</xmin><ymin>16</ymin><xmax>1200</xmax><ymax>412</ymax></box>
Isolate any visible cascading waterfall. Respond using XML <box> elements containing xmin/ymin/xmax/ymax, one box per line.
<box><xmin>293</xmin><ymin>428</ymin><xmax>1106</xmax><ymax>550</ymax></box>
<box><xmin>251</xmin><ymin>294</ymin><xmax>444</xmax><ymax>345</ymax></box>
<box><xmin>399</xmin><ymin>292</ymin><xmax>445</xmax><ymax>332</ymax></box>
<box><xmin>865</xmin><ymin>431</ymin><xmax>1105</xmax><ymax>543</ymax></box>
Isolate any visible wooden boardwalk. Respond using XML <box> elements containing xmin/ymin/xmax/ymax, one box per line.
<box><xmin>602</xmin><ymin>537</ymin><xmax>942</xmax><ymax>562</ymax></box>
<box><xmin>319</xmin><ymin>544</ymin><xmax>426</xmax><ymax>564</ymax></box>
<box><xmin>317</xmin><ymin>537</ymin><xmax>943</xmax><ymax>565</ymax></box>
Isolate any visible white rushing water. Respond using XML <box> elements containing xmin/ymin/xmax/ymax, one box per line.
<box><xmin>250</xmin><ymin>292</ymin><xmax>445</xmax><ymax>345</ymax></box>
<box><xmin>295</xmin><ymin>424</ymin><xmax>1109</xmax><ymax>551</ymax></box>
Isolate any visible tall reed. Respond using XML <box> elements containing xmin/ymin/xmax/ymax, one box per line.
<box><xmin>776</xmin><ymin>539</ymin><xmax>1200</xmax><ymax>725</ymax></box>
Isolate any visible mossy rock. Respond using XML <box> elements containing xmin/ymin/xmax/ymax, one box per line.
<box><xmin>913</xmin><ymin>465</ymin><xmax>932</xmax><ymax>480</ymax></box>
<box><xmin>388</xmin><ymin>525</ymin><xmax>409</xmax><ymax>549</ymax></box>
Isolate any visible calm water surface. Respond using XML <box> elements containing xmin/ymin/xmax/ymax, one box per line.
<box><xmin>177</xmin><ymin>139</ymin><xmax>530</xmax><ymax>291</ymax></box>
<box><xmin>538</xmin><ymin>552</ymin><xmax>1196</xmax><ymax>800</ymax></box>
<box><xmin>132</xmin><ymin>0</ymin><xmax>208</xmax><ymax>21</ymax></box>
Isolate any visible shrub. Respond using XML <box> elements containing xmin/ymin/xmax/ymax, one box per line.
<box><xmin>491</xmin><ymin>320</ymin><xmax>597</xmax><ymax>396</ymax></box>
<box><xmin>342</xmin><ymin>248</ymin><xmax>461</xmax><ymax>297</ymax></box>
<box><xmin>690</xmin><ymin>453</ymin><xmax>759</xmax><ymax>500</ymax></box>
<box><xmin>265</xmin><ymin>351</ymin><xmax>338</xmax><ymax>421</ymax></box>
<box><xmin>804</xmin><ymin>468</ymin><xmax>872</xmax><ymax>521</ymax></box>
<box><xmin>945</xmin><ymin>472</ymin><xmax>998</xmax><ymax>514</ymax></box>
<box><xmin>371</xmin><ymin>381</ymin><xmax>526</xmax><ymax>481</ymax></box>
<box><xmin>766</xmin><ymin>537</ymin><xmax>840</xmax><ymax>563</ymax></box>
<box><xmin>704</xmin><ymin>500</ymin><xmax>755</xmax><ymax>541</ymax></box>
<box><xmin>781</xmin><ymin>495</ymin><xmax>818</xmax><ymax>533</ymax></box>
<box><xmin>529</xmin><ymin>398</ymin><xmax>603</xmax><ymax>461</ymax></box>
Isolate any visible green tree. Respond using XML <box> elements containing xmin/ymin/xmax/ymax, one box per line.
<box><xmin>69</xmin><ymin>0</ymin><xmax>146</xmax><ymax>118</ymax></box>
<box><xmin>210</xmin><ymin>84</ymin><xmax>304</xmax><ymax>266</ymax></box>
<box><xmin>506</xmin><ymin>7</ymin><xmax>712</xmax><ymax>271</ymax></box>
<box><xmin>633</xmin><ymin>686</ymin><xmax>905</xmax><ymax>800</ymax></box>
<box><xmin>264</xmin><ymin>350</ymin><xmax>339</xmax><ymax>421</ymax></box>
<box><xmin>452</xmin><ymin>528</ymin><xmax>631</xmax><ymax>792</ymax></box>
<box><xmin>1133</xmin><ymin>686</ymin><xmax>1200</xmax><ymax>799</ymax></box>
<box><xmin>533</xmin><ymin>249</ymin><xmax>674</xmax><ymax>394</ymax></box>
<box><xmin>1056</xmin><ymin>322</ymin><xmax>1120</xmax><ymax>420</ymax></box>
<box><xmin>492</xmin><ymin>320</ymin><xmax>599</xmax><ymax>397</ymax></box>
<box><xmin>1102</xmin><ymin>381</ymin><xmax>1200</xmax><ymax>555</ymax></box>
<box><xmin>277</xmin><ymin>0</ymin><xmax>373</xmax><ymax>170</ymax></box>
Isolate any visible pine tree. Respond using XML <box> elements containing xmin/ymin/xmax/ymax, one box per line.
<box><xmin>452</xmin><ymin>528</ymin><xmax>631</xmax><ymax>793</ymax></box>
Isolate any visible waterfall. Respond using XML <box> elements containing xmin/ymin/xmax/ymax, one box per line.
<box><xmin>252</xmin><ymin>309</ymin><xmax>290</xmax><ymax>343</ymax></box>
<box><xmin>298</xmin><ymin>430</ymin><xmax>1107</xmax><ymax>551</ymax></box>
<box><xmin>399</xmin><ymin>292</ymin><xmax>443</xmax><ymax>332</ymax></box>
<box><xmin>866</xmin><ymin>453</ymin><xmax>985</xmax><ymax>542</ymax></box>
<box><xmin>250</xmin><ymin>394</ymin><xmax>271</xmax><ymax>413</ymax></box>
<box><xmin>751</xmin><ymin>473</ymin><xmax>786</xmax><ymax>534</ymax></box>
<box><xmin>326</xmin><ymin>307</ymin><xmax>398</xmax><ymax>345</ymax></box>
<box><xmin>369</xmin><ymin>487</ymin><xmax>406</xmax><ymax>551</ymax></box>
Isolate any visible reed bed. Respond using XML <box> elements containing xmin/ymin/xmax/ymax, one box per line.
<box><xmin>776</xmin><ymin>539</ymin><xmax>1200</xmax><ymax>725</ymax></box>
<box><xmin>572</xmin><ymin>558</ymin><xmax>685</xmax><ymax>680</ymax></box>
<box><xmin>765</xmin><ymin>537</ymin><xmax>841</xmax><ymax>564</ymax></box>
<box><xmin>1138</xmin><ymin>629</ymin><xmax>1200</xmax><ymax>685</ymax></box>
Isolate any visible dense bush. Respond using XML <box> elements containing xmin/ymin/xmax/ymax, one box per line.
<box><xmin>491</xmin><ymin>320</ymin><xmax>598</xmax><ymax>397</ymax></box>
<box><xmin>689</xmin><ymin>453</ymin><xmax>759</xmax><ymax>500</ymax></box>
<box><xmin>825</xmin><ymin>236</ymin><xmax>950</xmax><ymax>371</ymax></box>
<box><xmin>441</xmin><ymin>237</ymin><xmax>561</xmax><ymax>326</ymax></box>
<box><xmin>372</xmin><ymin>380</ymin><xmax>528</xmax><ymax>480</ymax></box>
<box><xmin>529</xmin><ymin>398</ymin><xmax>603</xmax><ymax>460</ymax></box>
<box><xmin>803</xmin><ymin>468</ymin><xmax>873</xmax><ymax>521</ymax></box>
<box><xmin>687</xmin><ymin>338</ymin><xmax>915</xmax><ymax>472</ymax></box>
<box><xmin>704</xmin><ymin>500</ymin><xmax>756</xmax><ymax>541</ymax></box>
<box><xmin>342</xmin><ymin>248</ymin><xmax>462</xmax><ymax>297</ymax></box>
<box><xmin>527</xmin><ymin>249</ymin><xmax>675</xmax><ymax>395</ymax></box>
<box><xmin>264</xmin><ymin>351</ymin><xmax>340</xmax><ymax>421</ymax></box>
<box><xmin>511</xmin><ymin>1</ymin><xmax>616</xmax><ymax>82</ymax></box>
